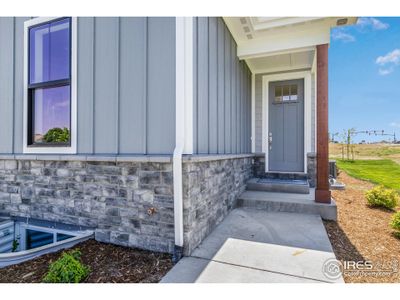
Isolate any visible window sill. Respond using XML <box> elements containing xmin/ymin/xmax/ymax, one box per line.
<box><xmin>22</xmin><ymin>146</ymin><xmax>76</xmax><ymax>155</ymax></box>
<box><xmin>0</xmin><ymin>154</ymin><xmax>172</xmax><ymax>163</ymax></box>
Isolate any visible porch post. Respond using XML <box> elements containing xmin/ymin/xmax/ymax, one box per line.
<box><xmin>315</xmin><ymin>44</ymin><xmax>331</xmax><ymax>204</ymax></box>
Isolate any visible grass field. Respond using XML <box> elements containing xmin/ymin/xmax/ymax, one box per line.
<box><xmin>330</xmin><ymin>143</ymin><xmax>400</xmax><ymax>164</ymax></box>
<box><xmin>330</xmin><ymin>143</ymin><xmax>400</xmax><ymax>190</ymax></box>
<box><xmin>336</xmin><ymin>159</ymin><xmax>400</xmax><ymax>191</ymax></box>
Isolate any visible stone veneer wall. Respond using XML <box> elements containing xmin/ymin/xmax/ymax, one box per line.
<box><xmin>0</xmin><ymin>158</ymin><xmax>175</xmax><ymax>253</ymax></box>
<box><xmin>306</xmin><ymin>152</ymin><xmax>317</xmax><ymax>188</ymax></box>
<box><xmin>253</xmin><ymin>154</ymin><xmax>266</xmax><ymax>178</ymax></box>
<box><xmin>181</xmin><ymin>155</ymin><xmax>253</xmax><ymax>255</ymax></box>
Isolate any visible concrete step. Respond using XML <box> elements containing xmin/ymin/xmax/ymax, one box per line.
<box><xmin>246</xmin><ymin>178</ymin><xmax>310</xmax><ymax>194</ymax></box>
<box><xmin>236</xmin><ymin>190</ymin><xmax>337</xmax><ymax>220</ymax></box>
<box><xmin>260</xmin><ymin>172</ymin><xmax>308</xmax><ymax>181</ymax></box>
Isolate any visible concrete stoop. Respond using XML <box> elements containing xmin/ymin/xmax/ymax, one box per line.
<box><xmin>237</xmin><ymin>190</ymin><xmax>337</xmax><ymax>221</ymax></box>
<box><xmin>246</xmin><ymin>177</ymin><xmax>310</xmax><ymax>194</ymax></box>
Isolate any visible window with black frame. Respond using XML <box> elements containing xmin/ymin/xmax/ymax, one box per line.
<box><xmin>27</xmin><ymin>17</ymin><xmax>71</xmax><ymax>146</ymax></box>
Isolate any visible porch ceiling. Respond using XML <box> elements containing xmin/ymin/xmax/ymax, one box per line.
<box><xmin>246</xmin><ymin>49</ymin><xmax>315</xmax><ymax>74</ymax></box>
<box><xmin>223</xmin><ymin>17</ymin><xmax>358</xmax><ymax>63</ymax></box>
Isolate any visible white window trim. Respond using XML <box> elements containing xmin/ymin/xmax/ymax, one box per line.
<box><xmin>23</xmin><ymin>17</ymin><xmax>77</xmax><ymax>154</ymax></box>
<box><xmin>262</xmin><ymin>70</ymin><xmax>312</xmax><ymax>173</ymax></box>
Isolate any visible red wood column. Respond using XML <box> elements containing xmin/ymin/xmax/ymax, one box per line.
<box><xmin>315</xmin><ymin>44</ymin><xmax>331</xmax><ymax>204</ymax></box>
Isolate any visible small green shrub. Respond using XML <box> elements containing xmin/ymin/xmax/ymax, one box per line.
<box><xmin>365</xmin><ymin>186</ymin><xmax>398</xmax><ymax>210</ymax></box>
<box><xmin>43</xmin><ymin>249</ymin><xmax>90</xmax><ymax>283</ymax></box>
<box><xmin>43</xmin><ymin>127</ymin><xmax>70</xmax><ymax>143</ymax></box>
<box><xmin>391</xmin><ymin>212</ymin><xmax>400</xmax><ymax>231</ymax></box>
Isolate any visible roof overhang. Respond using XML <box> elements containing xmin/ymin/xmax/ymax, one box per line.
<box><xmin>223</xmin><ymin>17</ymin><xmax>358</xmax><ymax>60</ymax></box>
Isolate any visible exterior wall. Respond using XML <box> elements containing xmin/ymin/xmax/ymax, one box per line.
<box><xmin>254</xmin><ymin>70</ymin><xmax>316</xmax><ymax>153</ymax></box>
<box><xmin>182</xmin><ymin>155</ymin><xmax>253</xmax><ymax>255</ymax></box>
<box><xmin>307</xmin><ymin>152</ymin><xmax>317</xmax><ymax>187</ymax></box>
<box><xmin>253</xmin><ymin>154</ymin><xmax>266</xmax><ymax>178</ymax></box>
<box><xmin>193</xmin><ymin>17</ymin><xmax>252</xmax><ymax>155</ymax></box>
<box><xmin>311</xmin><ymin>73</ymin><xmax>316</xmax><ymax>152</ymax></box>
<box><xmin>0</xmin><ymin>17</ymin><xmax>176</xmax><ymax>155</ymax></box>
<box><xmin>0</xmin><ymin>158</ymin><xmax>175</xmax><ymax>253</ymax></box>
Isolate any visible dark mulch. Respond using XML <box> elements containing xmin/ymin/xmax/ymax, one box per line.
<box><xmin>0</xmin><ymin>239</ymin><xmax>173</xmax><ymax>283</ymax></box>
<box><xmin>323</xmin><ymin>172</ymin><xmax>400</xmax><ymax>283</ymax></box>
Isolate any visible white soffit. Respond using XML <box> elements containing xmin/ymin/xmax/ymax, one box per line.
<box><xmin>246</xmin><ymin>50</ymin><xmax>315</xmax><ymax>74</ymax></box>
<box><xmin>224</xmin><ymin>17</ymin><xmax>358</xmax><ymax>60</ymax></box>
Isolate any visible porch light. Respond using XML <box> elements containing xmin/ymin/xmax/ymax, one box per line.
<box><xmin>336</xmin><ymin>18</ymin><xmax>348</xmax><ymax>26</ymax></box>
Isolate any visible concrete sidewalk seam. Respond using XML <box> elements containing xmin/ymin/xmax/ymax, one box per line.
<box><xmin>190</xmin><ymin>255</ymin><xmax>332</xmax><ymax>283</ymax></box>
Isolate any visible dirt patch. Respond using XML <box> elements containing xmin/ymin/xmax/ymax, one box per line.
<box><xmin>324</xmin><ymin>172</ymin><xmax>400</xmax><ymax>283</ymax></box>
<box><xmin>0</xmin><ymin>239</ymin><xmax>173</xmax><ymax>283</ymax></box>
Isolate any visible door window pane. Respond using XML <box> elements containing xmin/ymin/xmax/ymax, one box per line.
<box><xmin>33</xmin><ymin>85</ymin><xmax>70</xmax><ymax>144</ymax></box>
<box><xmin>274</xmin><ymin>86</ymin><xmax>282</xmax><ymax>102</ymax></box>
<box><xmin>290</xmin><ymin>84</ymin><xmax>298</xmax><ymax>101</ymax></box>
<box><xmin>29</xmin><ymin>18</ymin><xmax>70</xmax><ymax>84</ymax></box>
<box><xmin>282</xmin><ymin>85</ymin><xmax>290</xmax><ymax>101</ymax></box>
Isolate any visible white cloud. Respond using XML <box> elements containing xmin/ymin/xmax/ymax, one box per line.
<box><xmin>331</xmin><ymin>28</ymin><xmax>355</xmax><ymax>43</ymax></box>
<box><xmin>376</xmin><ymin>49</ymin><xmax>400</xmax><ymax>66</ymax></box>
<box><xmin>378</xmin><ymin>68</ymin><xmax>394</xmax><ymax>76</ymax></box>
<box><xmin>357</xmin><ymin>17</ymin><xmax>389</xmax><ymax>30</ymax></box>
<box><xmin>376</xmin><ymin>49</ymin><xmax>400</xmax><ymax>75</ymax></box>
<box><xmin>390</xmin><ymin>122</ymin><xmax>400</xmax><ymax>128</ymax></box>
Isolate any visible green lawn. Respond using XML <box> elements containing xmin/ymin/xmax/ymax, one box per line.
<box><xmin>336</xmin><ymin>159</ymin><xmax>400</xmax><ymax>191</ymax></box>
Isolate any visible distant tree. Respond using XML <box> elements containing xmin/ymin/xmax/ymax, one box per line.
<box><xmin>340</xmin><ymin>128</ymin><xmax>356</xmax><ymax>161</ymax></box>
<box><xmin>43</xmin><ymin>127</ymin><xmax>70</xmax><ymax>143</ymax></box>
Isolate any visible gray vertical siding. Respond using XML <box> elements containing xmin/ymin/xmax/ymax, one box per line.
<box><xmin>0</xmin><ymin>18</ymin><xmax>14</xmax><ymax>153</ymax></box>
<box><xmin>77</xmin><ymin>17</ymin><xmax>95</xmax><ymax>154</ymax></box>
<box><xmin>193</xmin><ymin>17</ymin><xmax>252</xmax><ymax>155</ymax></box>
<box><xmin>93</xmin><ymin>18</ymin><xmax>120</xmax><ymax>154</ymax></box>
<box><xmin>0</xmin><ymin>17</ymin><xmax>30</xmax><ymax>154</ymax></box>
<box><xmin>0</xmin><ymin>17</ymin><xmax>176</xmax><ymax>155</ymax></box>
<box><xmin>119</xmin><ymin>17</ymin><xmax>147</xmax><ymax>154</ymax></box>
<box><xmin>146</xmin><ymin>17</ymin><xmax>176</xmax><ymax>154</ymax></box>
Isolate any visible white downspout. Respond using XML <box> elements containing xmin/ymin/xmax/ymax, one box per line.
<box><xmin>173</xmin><ymin>17</ymin><xmax>193</xmax><ymax>261</ymax></box>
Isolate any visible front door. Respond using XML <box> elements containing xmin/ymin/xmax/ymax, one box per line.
<box><xmin>268</xmin><ymin>79</ymin><xmax>304</xmax><ymax>172</ymax></box>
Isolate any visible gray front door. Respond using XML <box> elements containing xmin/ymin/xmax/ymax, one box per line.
<box><xmin>268</xmin><ymin>79</ymin><xmax>304</xmax><ymax>172</ymax></box>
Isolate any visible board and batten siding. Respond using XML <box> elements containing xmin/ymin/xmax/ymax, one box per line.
<box><xmin>0</xmin><ymin>17</ymin><xmax>176</xmax><ymax>155</ymax></box>
<box><xmin>193</xmin><ymin>17</ymin><xmax>252</xmax><ymax>155</ymax></box>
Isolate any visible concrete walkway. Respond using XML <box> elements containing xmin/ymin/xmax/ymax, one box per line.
<box><xmin>161</xmin><ymin>208</ymin><xmax>343</xmax><ymax>283</ymax></box>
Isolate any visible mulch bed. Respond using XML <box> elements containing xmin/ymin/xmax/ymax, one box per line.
<box><xmin>323</xmin><ymin>171</ymin><xmax>400</xmax><ymax>283</ymax></box>
<box><xmin>0</xmin><ymin>239</ymin><xmax>173</xmax><ymax>283</ymax></box>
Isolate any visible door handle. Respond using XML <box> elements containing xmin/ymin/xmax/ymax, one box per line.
<box><xmin>268</xmin><ymin>133</ymin><xmax>272</xmax><ymax>150</ymax></box>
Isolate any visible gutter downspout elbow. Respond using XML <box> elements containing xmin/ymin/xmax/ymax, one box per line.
<box><xmin>173</xmin><ymin>144</ymin><xmax>184</xmax><ymax>262</ymax></box>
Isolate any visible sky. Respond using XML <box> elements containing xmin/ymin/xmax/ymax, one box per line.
<box><xmin>329</xmin><ymin>17</ymin><xmax>400</xmax><ymax>143</ymax></box>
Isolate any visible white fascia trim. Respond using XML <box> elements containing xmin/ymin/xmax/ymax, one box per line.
<box><xmin>262</xmin><ymin>71</ymin><xmax>312</xmax><ymax>173</ymax></box>
<box><xmin>23</xmin><ymin>17</ymin><xmax>77</xmax><ymax>154</ymax></box>
<box><xmin>173</xmin><ymin>17</ymin><xmax>193</xmax><ymax>249</ymax></box>
<box><xmin>311</xmin><ymin>50</ymin><xmax>317</xmax><ymax>74</ymax></box>
<box><xmin>249</xmin><ymin>17</ymin><xmax>324</xmax><ymax>31</ymax></box>
<box><xmin>251</xmin><ymin>73</ymin><xmax>255</xmax><ymax>153</ymax></box>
